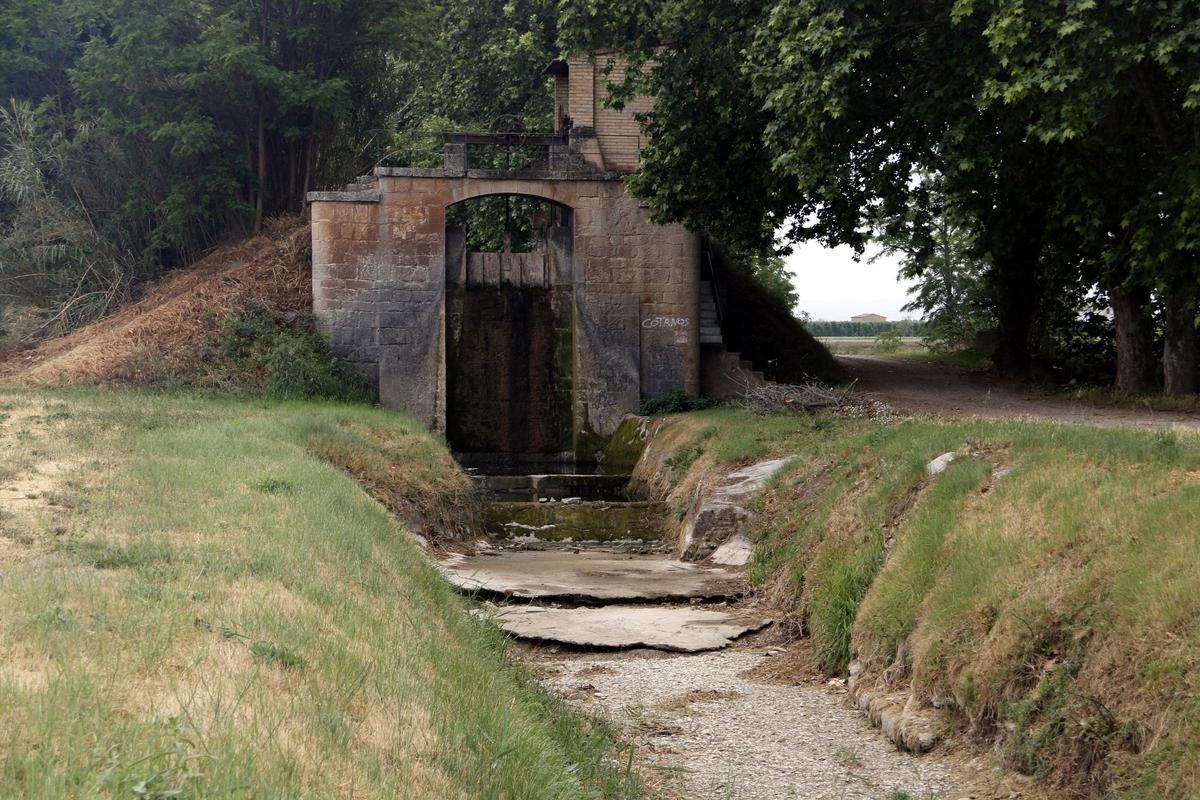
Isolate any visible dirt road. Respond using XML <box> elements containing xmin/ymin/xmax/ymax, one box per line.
<box><xmin>840</xmin><ymin>355</ymin><xmax>1200</xmax><ymax>432</ymax></box>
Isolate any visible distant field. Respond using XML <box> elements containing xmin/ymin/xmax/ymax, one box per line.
<box><xmin>816</xmin><ymin>336</ymin><xmax>928</xmax><ymax>355</ymax></box>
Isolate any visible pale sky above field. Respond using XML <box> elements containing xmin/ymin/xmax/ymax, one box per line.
<box><xmin>785</xmin><ymin>241</ymin><xmax>920</xmax><ymax>322</ymax></box>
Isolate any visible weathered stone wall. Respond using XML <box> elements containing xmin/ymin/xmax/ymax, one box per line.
<box><xmin>309</xmin><ymin>164</ymin><xmax>700</xmax><ymax>460</ymax></box>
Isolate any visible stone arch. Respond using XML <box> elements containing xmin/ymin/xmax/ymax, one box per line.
<box><xmin>446</xmin><ymin>181</ymin><xmax>578</xmax><ymax>211</ymax></box>
<box><xmin>443</xmin><ymin>191</ymin><xmax>574</xmax><ymax>257</ymax></box>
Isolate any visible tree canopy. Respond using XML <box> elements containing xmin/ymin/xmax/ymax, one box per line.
<box><xmin>0</xmin><ymin>0</ymin><xmax>557</xmax><ymax>340</ymax></box>
<box><xmin>2</xmin><ymin>0</ymin><xmax>1197</xmax><ymax>395</ymax></box>
<box><xmin>561</xmin><ymin>0</ymin><xmax>1200</xmax><ymax>393</ymax></box>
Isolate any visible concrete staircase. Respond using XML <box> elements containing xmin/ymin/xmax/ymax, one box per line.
<box><xmin>700</xmin><ymin>280</ymin><xmax>723</xmax><ymax>345</ymax></box>
<box><xmin>438</xmin><ymin>469</ymin><xmax>768</xmax><ymax>652</ymax></box>
<box><xmin>699</xmin><ymin>280</ymin><xmax>767</xmax><ymax>398</ymax></box>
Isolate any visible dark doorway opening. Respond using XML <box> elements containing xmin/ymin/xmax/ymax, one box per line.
<box><xmin>444</xmin><ymin>195</ymin><xmax>574</xmax><ymax>467</ymax></box>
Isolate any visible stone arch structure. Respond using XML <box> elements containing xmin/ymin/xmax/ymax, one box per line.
<box><xmin>310</xmin><ymin>139</ymin><xmax>701</xmax><ymax>464</ymax></box>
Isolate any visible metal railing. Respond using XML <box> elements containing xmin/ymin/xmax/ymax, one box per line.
<box><xmin>360</xmin><ymin>128</ymin><xmax>567</xmax><ymax>171</ymax></box>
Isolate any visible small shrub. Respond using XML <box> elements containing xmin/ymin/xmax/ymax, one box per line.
<box><xmin>219</xmin><ymin>313</ymin><xmax>275</xmax><ymax>360</ymax></box>
<box><xmin>874</xmin><ymin>329</ymin><xmax>901</xmax><ymax>354</ymax></box>
<box><xmin>664</xmin><ymin>445</ymin><xmax>704</xmax><ymax>486</ymax></box>
<box><xmin>253</xmin><ymin>477</ymin><xmax>294</xmax><ymax>494</ymax></box>
<box><xmin>211</xmin><ymin>306</ymin><xmax>371</xmax><ymax>402</ymax></box>
<box><xmin>266</xmin><ymin>330</ymin><xmax>370</xmax><ymax>402</ymax></box>
<box><xmin>639</xmin><ymin>388</ymin><xmax>715</xmax><ymax>416</ymax></box>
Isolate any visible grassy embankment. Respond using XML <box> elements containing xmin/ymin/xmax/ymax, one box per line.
<box><xmin>0</xmin><ymin>388</ymin><xmax>639</xmax><ymax>799</ymax></box>
<box><xmin>648</xmin><ymin>407</ymin><xmax>1200</xmax><ymax>798</ymax></box>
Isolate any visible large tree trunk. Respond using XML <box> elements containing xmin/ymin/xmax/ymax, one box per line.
<box><xmin>1110</xmin><ymin>285</ymin><xmax>1155</xmax><ymax>394</ymax></box>
<box><xmin>991</xmin><ymin>242</ymin><xmax>1041</xmax><ymax>376</ymax></box>
<box><xmin>1163</xmin><ymin>286</ymin><xmax>1198</xmax><ymax>396</ymax></box>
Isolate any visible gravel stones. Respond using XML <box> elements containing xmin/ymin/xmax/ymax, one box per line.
<box><xmin>544</xmin><ymin>649</ymin><xmax>954</xmax><ymax>800</ymax></box>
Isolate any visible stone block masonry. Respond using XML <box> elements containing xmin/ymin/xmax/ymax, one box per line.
<box><xmin>308</xmin><ymin>158</ymin><xmax>701</xmax><ymax>462</ymax></box>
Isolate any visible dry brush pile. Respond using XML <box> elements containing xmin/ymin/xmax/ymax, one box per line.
<box><xmin>1</xmin><ymin>216</ymin><xmax>314</xmax><ymax>392</ymax></box>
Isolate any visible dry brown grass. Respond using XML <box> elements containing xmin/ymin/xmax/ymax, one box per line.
<box><xmin>1</xmin><ymin>216</ymin><xmax>310</xmax><ymax>387</ymax></box>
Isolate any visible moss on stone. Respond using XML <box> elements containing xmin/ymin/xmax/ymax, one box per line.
<box><xmin>485</xmin><ymin>500</ymin><xmax>669</xmax><ymax>542</ymax></box>
<box><xmin>597</xmin><ymin>416</ymin><xmax>649</xmax><ymax>472</ymax></box>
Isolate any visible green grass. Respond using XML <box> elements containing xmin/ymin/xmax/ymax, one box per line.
<box><xmin>649</xmin><ymin>407</ymin><xmax>1200</xmax><ymax>798</ymax></box>
<box><xmin>0</xmin><ymin>388</ymin><xmax>640</xmax><ymax>799</ymax></box>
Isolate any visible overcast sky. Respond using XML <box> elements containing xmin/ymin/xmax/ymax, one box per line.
<box><xmin>784</xmin><ymin>240</ymin><xmax>920</xmax><ymax>321</ymax></box>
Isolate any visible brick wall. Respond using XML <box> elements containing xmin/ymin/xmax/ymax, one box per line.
<box><xmin>566</xmin><ymin>55</ymin><xmax>652</xmax><ymax>173</ymax></box>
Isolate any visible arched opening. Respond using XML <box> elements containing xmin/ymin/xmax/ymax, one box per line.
<box><xmin>444</xmin><ymin>193</ymin><xmax>575</xmax><ymax>467</ymax></box>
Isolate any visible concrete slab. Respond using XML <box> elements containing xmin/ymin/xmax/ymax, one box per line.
<box><xmin>487</xmin><ymin>605</ymin><xmax>772</xmax><ymax>652</ymax></box>
<box><xmin>441</xmin><ymin>549</ymin><xmax>747</xmax><ymax>603</ymax></box>
<box><xmin>710</xmin><ymin>534</ymin><xmax>754</xmax><ymax>566</ymax></box>
<box><xmin>680</xmin><ymin>456</ymin><xmax>796</xmax><ymax>561</ymax></box>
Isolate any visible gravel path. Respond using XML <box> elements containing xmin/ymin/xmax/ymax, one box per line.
<box><xmin>543</xmin><ymin>648</ymin><xmax>955</xmax><ymax>800</ymax></box>
<box><xmin>840</xmin><ymin>355</ymin><xmax>1200</xmax><ymax>432</ymax></box>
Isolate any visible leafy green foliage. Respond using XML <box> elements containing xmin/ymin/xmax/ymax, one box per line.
<box><xmin>561</xmin><ymin>0</ymin><xmax>1200</xmax><ymax>390</ymax></box>
<box><xmin>804</xmin><ymin>320</ymin><xmax>924</xmax><ymax>337</ymax></box>
<box><xmin>873</xmin><ymin>330</ymin><xmax>900</xmax><ymax>354</ymax></box>
<box><xmin>873</xmin><ymin>202</ymin><xmax>995</xmax><ymax>352</ymax></box>
<box><xmin>421</xmin><ymin>0</ymin><xmax>558</xmax><ymax>131</ymax></box>
<box><xmin>216</xmin><ymin>308</ymin><xmax>371</xmax><ymax>403</ymax></box>
<box><xmin>265</xmin><ymin>331</ymin><xmax>371</xmax><ymax>403</ymax></box>
<box><xmin>638</xmin><ymin>387</ymin><xmax>715</xmax><ymax>415</ymax></box>
<box><xmin>446</xmin><ymin>195</ymin><xmax>562</xmax><ymax>253</ymax></box>
<box><xmin>0</xmin><ymin>0</ymin><xmax>430</xmax><ymax>341</ymax></box>
<box><xmin>0</xmin><ymin>101</ymin><xmax>139</xmax><ymax>336</ymax></box>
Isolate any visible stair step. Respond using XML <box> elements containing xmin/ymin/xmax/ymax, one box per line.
<box><xmin>700</xmin><ymin>335</ymin><xmax>724</xmax><ymax>345</ymax></box>
<box><xmin>484</xmin><ymin>500</ymin><xmax>670</xmax><ymax>543</ymax></box>
<box><xmin>472</xmin><ymin>474</ymin><xmax>629</xmax><ymax>502</ymax></box>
